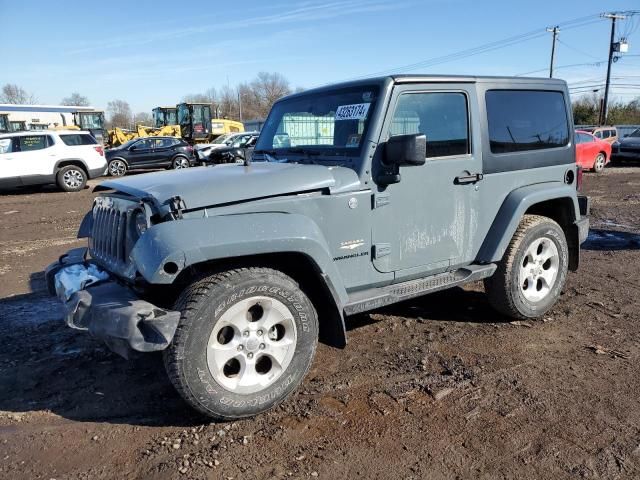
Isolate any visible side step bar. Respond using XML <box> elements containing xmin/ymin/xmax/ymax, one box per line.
<box><xmin>343</xmin><ymin>264</ymin><xmax>497</xmax><ymax>316</ymax></box>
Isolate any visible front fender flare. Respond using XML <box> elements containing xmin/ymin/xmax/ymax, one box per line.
<box><xmin>476</xmin><ymin>183</ymin><xmax>580</xmax><ymax>263</ymax></box>
<box><xmin>130</xmin><ymin>212</ymin><xmax>348</xmax><ymax>306</ymax></box>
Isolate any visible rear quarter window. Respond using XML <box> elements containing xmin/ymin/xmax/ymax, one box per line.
<box><xmin>17</xmin><ymin>135</ymin><xmax>49</xmax><ymax>151</ymax></box>
<box><xmin>59</xmin><ymin>134</ymin><xmax>98</xmax><ymax>146</ymax></box>
<box><xmin>486</xmin><ymin>90</ymin><xmax>569</xmax><ymax>154</ymax></box>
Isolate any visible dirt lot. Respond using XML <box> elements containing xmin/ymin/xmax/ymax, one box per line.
<box><xmin>1</xmin><ymin>167</ymin><xmax>639</xmax><ymax>480</ymax></box>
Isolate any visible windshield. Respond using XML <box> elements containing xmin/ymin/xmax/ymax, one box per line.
<box><xmin>628</xmin><ymin>128</ymin><xmax>640</xmax><ymax>137</ymax></box>
<box><xmin>118</xmin><ymin>139</ymin><xmax>138</xmax><ymax>149</ymax></box>
<box><xmin>153</xmin><ymin>109</ymin><xmax>164</xmax><ymax>127</ymax></box>
<box><xmin>255</xmin><ymin>85</ymin><xmax>379</xmax><ymax>156</ymax></box>
<box><xmin>79</xmin><ymin>113</ymin><xmax>104</xmax><ymax>130</ymax></box>
<box><xmin>212</xmin><ymin>133</ymin><xmax>233</xmax><ymax>144</ymax></box>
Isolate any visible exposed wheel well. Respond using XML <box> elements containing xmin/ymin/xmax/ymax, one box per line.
<box><xmin>55</xmin><ymin>160</ymin><xmax>88</xmax><ymax>176</ymax></box>
<box><xmin>169</xmin><ymin>252</ymin><xmax>346</xmax><ymax>348</ymax></box>
<box><xmin>525</xmin><ymin>197</ymin><xmax>579</xmax><ymax>270</ymax></box>
<box><xmin>598</xmin><ymin>150</ymin><xmax>608</xmax><ymax>159</ymax></box>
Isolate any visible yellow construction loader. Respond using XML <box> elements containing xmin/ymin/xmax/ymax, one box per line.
<box><xmin>107</xmin><ymin>124</ymin><xmax>182</xmax><ymax>148</ymax></box>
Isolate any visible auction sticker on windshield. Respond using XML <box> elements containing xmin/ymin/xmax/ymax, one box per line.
<box><xmin>335</xmin><ymin>103</ymin><xmax>370</xmax><ymax>121</ymax></box>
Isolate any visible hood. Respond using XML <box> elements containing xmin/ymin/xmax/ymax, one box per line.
<box><xmin>618</xmin><ymin>136</ymin><xmax>640</xmax><ymax>146</ymax></box>
<box><xmin>95</xmin><ymin>162</ymin><xmax>361</xmax><ymax>210</ymax></box>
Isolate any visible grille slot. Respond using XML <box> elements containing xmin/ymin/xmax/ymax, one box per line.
<box><xmin>91</xmin><ymin>205</ymin><xmax>128</xmax><ymax>264</ymax></box>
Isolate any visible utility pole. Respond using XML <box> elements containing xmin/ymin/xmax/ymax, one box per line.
<box><xmin>546</xmin><ymin>26</ymin><xmax>560</xmax><ymax>78</ymax></box>
<box><xmin>600</xmin><ymin>13</ymin><xmax>626</xmax><ymax>125</ymax></box>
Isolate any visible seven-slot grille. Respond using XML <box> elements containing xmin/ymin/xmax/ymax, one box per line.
<box><xmin>90</xmin><ymin>205</ymin><xmax>129</xmax><ymax>264</ymax></box>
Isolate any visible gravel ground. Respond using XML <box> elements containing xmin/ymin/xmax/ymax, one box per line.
<box><xmin>0</xmin><ymin>166</ymin><xmax>639</xmax><ymax>479</ymax></box>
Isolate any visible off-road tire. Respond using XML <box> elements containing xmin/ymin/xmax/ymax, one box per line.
<box><xmin>164</xmin><ymin>268</ymin><xmax>318</xmax><ymax>420</ymax></box>
<box><xmin>56</xmin><ymin>165</ymin><xmax>87</xmax><ymax>192</ymax></box>
<box><xmin>484</xmin><ymin>215</ymin><xmax>569</xmax><ymax>319</ymax></box>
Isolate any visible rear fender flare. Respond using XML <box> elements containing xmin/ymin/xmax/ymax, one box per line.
<box><xmin>476</xmin><ymin>183</ymin><xmax>581</xmax><ymax>263</ymax></box>
<box><xmin>54</xmin><ymin>158</ymin><xmax>89</xmax><ymax>175</ymax></box>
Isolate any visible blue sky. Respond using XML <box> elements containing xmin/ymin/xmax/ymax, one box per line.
<box><xmin>1</xmin><ymin>0</ymin><xmax>639</xmax><ymax>114</ymax></box>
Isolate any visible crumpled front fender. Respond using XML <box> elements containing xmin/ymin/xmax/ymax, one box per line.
<box><xmin>130</xmin><ymin>212</ymin><xmax>348</xmax><ymax>307</ymax></box>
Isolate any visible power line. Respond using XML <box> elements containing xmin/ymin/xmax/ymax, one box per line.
<box><xmin>556</xmin><ymin>39</ymin><xmax>601</xmax><ymax>60</ymax></box>
<box><xmin>336</xmin><ymin>13</ymin><xmax>605</xmax><ymax>83</ymax></box>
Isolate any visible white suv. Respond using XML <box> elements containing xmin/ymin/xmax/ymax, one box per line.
<box><xmin>0</xmin><ymin>130</ymin><xmax>107</xmax><ymax>192</ymax></box>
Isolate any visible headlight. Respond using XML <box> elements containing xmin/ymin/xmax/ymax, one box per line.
<box><xmin>135</xmin><ymin>210</ymin><xmax>148</xmax><ymax>236</ymax></box>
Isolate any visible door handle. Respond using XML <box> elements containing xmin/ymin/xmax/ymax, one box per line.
<box><xmin>454</xmin><ymin>173</ymin><xmax>483</xmax><ymax>185</ymax></box>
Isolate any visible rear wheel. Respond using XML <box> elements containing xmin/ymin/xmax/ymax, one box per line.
<box><xmin>56</xmin><ymin>165</ymin><xmax>87</xmax><ymax>192</ymax></box>
<box><xmin>484</xmin><ymin>215</ymin><xmax>568</xmax><ymax>319</ymax></box>
<box><xmin>164</xmin><ymin>268</ymin><xmax>318</xmax><ymax>420</ymax></box>
<box><xmin>108</xmin><ymin>159</ymin><xmax>127</xmax><ymax>177</ymax></box>
<box><xmin>172</xmin><ymin>156</ymin><xmax>190</xmax><ymax>169</ymax></box>
<box><xmin>593</xmin><ymin>153</ymin><xmax>606</xmax><ymax>173</ymax></box>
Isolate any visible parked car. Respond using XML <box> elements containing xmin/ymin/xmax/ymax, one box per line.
<box><xmin>206</xmin><ymin>133</ymin><xmax>259</xmax><ymax>164</ymax></box>
<box><xmin>105</xmin><ymin>136</ymin><xmax>196</xmax><ymax>176</ymax></box>
<box><xmin>581</xmin><ymin>126</ymin><xmax>618</xmax><ymax>144</ymax></box>
<box><xmin>0</xmin><ymin>130</ymin><xmax>106</xmax><ymax>192</ymax></box>
<box><xmin>47</xmin><ymin>75</ymin><xmax>589</xmax><ymax>420</ymax></box>
<box><xmin>575</xmin><ymin>130</ymin><xmax>611</xmax><ymax>173</ymax></box>
<box><xmin>195</xmin><ymin>131</ymin><xmax>260</xmax><ymax>161</ymax></box>
<box><xmin>611</xmin><ymin>128</ymin><xmax>640</xmax><ymax>163</ymax></box>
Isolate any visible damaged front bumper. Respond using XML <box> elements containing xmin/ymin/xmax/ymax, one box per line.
<box><xmin>46</xmin><ymin>248</ymin><xmax>180</xmax><ymax>359</ymax></box>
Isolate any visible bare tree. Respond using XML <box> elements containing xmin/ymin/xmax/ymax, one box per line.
<box><xmin>134</xmin><ymin>112</ymin><xmax>153</xmax><ymax>126</ymax></box>
<box><xmin>180</xmin><ymin>74</ymin><xmax>295</xmax><ymax>122</ymax></box>
<box><xmin>61</xmin><ymin>92</ymin><xmax>90</xmax><ymax>106</ymax></box>
<box><xmin>1</xmin><ymin>83</ymin><xmax>36</xmax><ymax>104</ymax></box>
<box><xmin>182</xmin><ymin>88</ymin><xmax>221</xmax><ymax>117</ymax></box>
<box><xmin>107</xmin><ymin>99</ymin><xmax>132</xmax><ymax>129</ymax></box>
<box><xmin>240</xmin><ymin>72</ymin><xmax>292</xmax><ymax>120</ymax></box>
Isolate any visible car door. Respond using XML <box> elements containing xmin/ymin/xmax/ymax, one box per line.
<box><xmin>0</xmin><ymin>136</ymin><xmax>20</xmax><ymax>186</ymax></box>
<box><xmin>148</xmin><ymin>138</ymin><xmax>172</xmax><ymax>166</ymax></box>
<box><xmin>371</xmin><ymin>84</ymin><xmax>481</xmax><ymax>278</ymax></box>
<box><xmin>12</xmin><ymin>135</ymin><xmax>56</xmax><ymax>184</ymax></box>
<box><xmin>576</xmin><ymin>132</ymin><xmax>597</xmax><ymax>168</ymax></box>
<box><xmin>126</xmin><ymin>139</ymin><xmax>154</xmax><ymax>167</ymax></box>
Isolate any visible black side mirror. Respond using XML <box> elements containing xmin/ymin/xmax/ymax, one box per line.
<box><xmin>385</xmin><ymin>134</ymin><xmax>427</xmax><ymax>166</ymax></box>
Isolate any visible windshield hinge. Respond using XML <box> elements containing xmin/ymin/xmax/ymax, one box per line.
<box><xmin>167</xmin><ymin>196</ymin><xmax>186</xmax><ymax>219</ymax></box>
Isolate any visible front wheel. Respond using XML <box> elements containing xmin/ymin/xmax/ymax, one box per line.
<box><xmin>108</xmin><ymin>159</ymin><xmax>127</xmax><ymax>177</ymax></box>
<box><xmin>164</xmin><ymin>268</ymin><xmax>318</xmax><ymax>420</ymax></box>
<box><xmin>484</xmin><ymin>215</ymin><xmax>569</xmax><ymax>319</ymax></box>
<box><xmin>593</xmin><ymin>153</ymin><xmax>606</xmax><ymax>173</ymax></box>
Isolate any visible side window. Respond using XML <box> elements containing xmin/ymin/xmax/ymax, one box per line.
<box><xmin>59</xmin><ymin>134</ymin><xmax>97</xmax><ymax>146</ymax></box>
<box><xmin>0</xmin><ymin>138</ymin><xmax>12</xmax><ymax>154</ymax></box>
<box><xmin>594</xmin><ymin>131</ymin><xmax>603</xmax><ymax>139</ymax></box>
<box><xmin>389</xmin><ymin>92</ymin><xmax>469</xmax><ymax>158</ymax></box>
<box><xmin>577</xmin><ymin>133</ymin><xmax>592</xmax><ymax>144</ymax></box>
<box><xmin>485</xmin><ymin>90</ymin><xmax>569</xmax><ymax>154</ymax></box>
<box><xmin>134</xmin><ymin>139</ymin><xmax>150</xmax><ymax>150</ymax></box>
<box><xmin>18</xmin><ymin>135</ymin><xmax>48</xmax><ymax>152</ymax></box>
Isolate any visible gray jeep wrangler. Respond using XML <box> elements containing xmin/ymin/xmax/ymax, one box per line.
<box><xmin>47</xmin><ymin>75</ymin><xmax>589</xmax><ymax>419</ymax></box>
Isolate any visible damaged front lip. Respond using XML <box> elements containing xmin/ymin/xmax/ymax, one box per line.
<box><xmin>46</xmin><ymin>253</ymin><xmax>181</xmax><ymax>359</ymax></box>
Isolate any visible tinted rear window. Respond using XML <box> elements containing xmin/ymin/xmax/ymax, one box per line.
<box><xmin>486</xmin><ymin>90</ymin><xmax>569</xmax><ymax>154</ymax></box>
<box><xmin>59</xmin><ymin>134</ymin><xmax>97</xmax><ymax>146</ymax></box>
